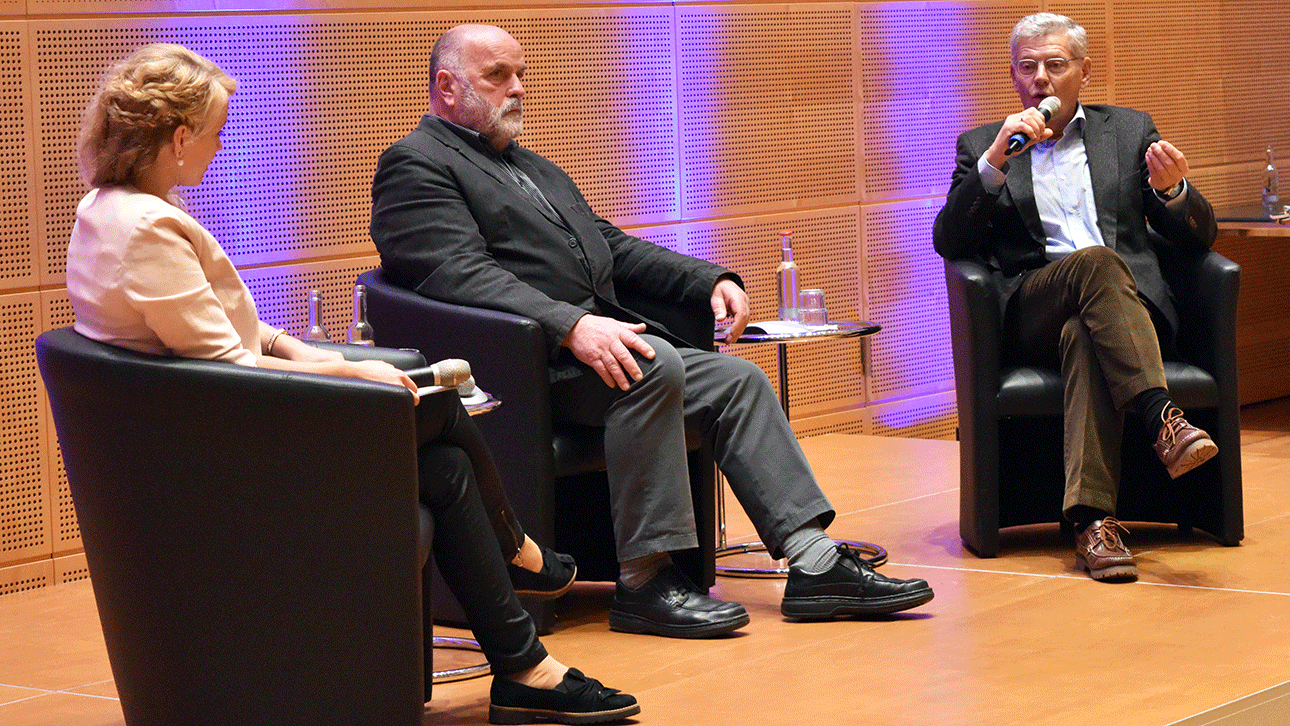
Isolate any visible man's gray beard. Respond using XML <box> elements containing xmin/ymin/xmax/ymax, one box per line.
<box><xmin>460</xmin><ymin>82</ymin><xmax>522</xmax><ymax>144</ymax></box>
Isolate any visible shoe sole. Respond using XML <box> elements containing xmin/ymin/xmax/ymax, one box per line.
<box><xmin>489</xmin><ymin>701</ymin><xmax>642</xmax><ymax>725</ymax></box>
<box><xmin>513</xmin><ymin>565</ymin><xmax>577</xmax><ymax>601</ymax></box>
<box><xmin>1075</xmin><ymin>553</ymin><xmax>1138</xmax><ymax>582</ymax></box>
<box><xmin>1166</xmin><ymin>438</ymin><xmax>1219</xmax><ymax>479</ymax></box>
<box><xmin>780</xmin><ymin>587</ymin><xmax>935</xmax><ymax>620</ymax></box>
<box><xmin>608</xmin><ymin>609</ymin><xmax>749</xmax><ymax>638</ymax></box>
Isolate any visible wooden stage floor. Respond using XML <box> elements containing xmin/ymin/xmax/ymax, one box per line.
<box><xmin>3</xmin><ymin>399</ymin><xmax>1289</xmax><ymax>726</ymax></box>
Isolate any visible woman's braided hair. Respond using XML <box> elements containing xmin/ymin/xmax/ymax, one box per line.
<box><xmin>78</xmin><ymin>43</ymin><xmax>237</xmax><ymax>188</ymax></box>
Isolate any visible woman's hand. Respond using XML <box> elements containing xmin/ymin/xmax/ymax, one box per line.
<box><xmin>334</xmin><ymin>359</ymin><xmax>420</xmax><ymax>400</ymax></box>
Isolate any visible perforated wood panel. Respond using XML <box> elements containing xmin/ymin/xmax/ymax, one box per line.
<box><xmin>862</xmin><ymin>198</ymin><xmax>954</xmax><ymax>403</ymax></box>
<box><xmin>1109</xmin><ymin>0</ymin><xmax>1290</xmax><ymax>170</ymax></box>
<box><xmin>792</xmin><ymin>407</ymin><xmax>868</xmax><ymax>439</ymax></box>
<box><xmin>866</xmin><ymin>390</ymin><xmax>958</xmax><ymax>440</ymax></box>
<box><xmin>858</xmin><ymin>2</ymin><xmax>1030</xmax><ymax>201</ymax></box>
<box><xmin>32</xmin><ymin>16</ymin><xmax>439</xmax><ymax>283</ymax></box>
<box><xmin>686</xmin><ymin>209</ymin><xmax>866</xmax><ymax>418</ymax></box>
<box><xmin>1047</xmin><ymin>2</ymin><xmax>1110</xmax><ymax>103</ymax></box>
<box><xmin>1</xmin><ymin>290</ymin><xmax>52</xmax><ymax>568</ymax></box>
<box><xmin>1212</xmin><ymin>233</ymin><xmax>1290</xmax><ymax>404</ymax></box>
<box><xmin>28</xmin><ymin>0</ymin><xmax>484</xmax><ymax>13</ymax></box>
<box><xmin>508</xmin><ymin>10</ymin><xmax>679</xmax><ymax>227</ymax></box>
<box><xmin>40</xmin><ymin>289</ymin><xmax>79</xmax><ymax>555</ymax></box>
<box><xmin>0</xmin><ymin>21</ymin><xmax>33</xmax><ymax>292</ymax></box>
<box><xmin>239</xmin><ymin>256</ymin><xmax>380</xmax><ymax>340</ymax></box>
<box><xmin>54</xmin><ymin>552</ymin><xmax>89</xmax><ymax>584</ymax></box>
<box><xmin>0</xmin><ymin>560</ymin><xmax>54</xmax><ymax>596</ymax></box>
<box><xmin>1187</xmin><ymin>161</ymin><xmax>1271</xmax><ymax>211</ymax></box>
<box><xmin>677</xmin><ymin>5</ymin><xmax>857</xmax><ymax>219</ymax></box>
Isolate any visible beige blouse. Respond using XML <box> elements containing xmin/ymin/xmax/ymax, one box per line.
<box><xmin>67</xmin><ymin>186</ymin><xmax>261</xmax><ymax>366</ymax></box>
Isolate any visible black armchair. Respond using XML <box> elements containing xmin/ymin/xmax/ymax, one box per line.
<box><xmin>944</xmin><ymin>250</ymin><xmax>1243</xmax><ymax>557</ymax></box>
<box><xmin>357</xmin><ymin>268</ymin><xmax>717</xmax><ymax>632</ymax></box>
<box><xmin>36</xmin><ymin>327</ymin><xmax>436</xmax><ymax>724</ymax></box>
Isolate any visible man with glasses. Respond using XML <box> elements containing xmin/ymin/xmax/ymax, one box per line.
<box><xmin>933</xmin><ymin>13</ymin><xmax>1219</xmax><ymax>582</ymax></box>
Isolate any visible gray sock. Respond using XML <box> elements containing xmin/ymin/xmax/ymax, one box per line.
<box><xmin>618</xmin><ymin>551</ymin><xmax>672</xmax><ymax>589</ymax></box>
<box><xmin>781</xmin><ymin>522</ymin><xmax>840</xmax><ymax>574</ymax></box>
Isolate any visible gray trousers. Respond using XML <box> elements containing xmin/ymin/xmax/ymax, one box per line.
<box><xmin>1004</xmin><ymin>246</ymin><xmax>1169</xmax><ymax>517</ymax></box>
<box><xmin>550</xmin><ymin>335</ymin><xmax>835</xmax><ymax>562</ymax></box>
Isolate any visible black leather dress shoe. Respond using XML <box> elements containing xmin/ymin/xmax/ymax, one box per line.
<box><xmin>508</xmin><ymin>546</ymin><xmax>577</xmax><ymax>600</ymax></box>
<box><xmin>489</xmin><ymin>668</ymin><xmax>640</xmax><ymax>725</ymax></box>
<box><xmin>609</xmin><ymin>564</ymin><xmax>749</xmax><ymax>638</ymax></box>
<box><xmin>781</xmin><ymin>544</ymin><xmax>934</xmax><ymax>619</ymax></box>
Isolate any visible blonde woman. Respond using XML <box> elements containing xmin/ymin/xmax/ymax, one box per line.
<box><xmin>67</xmin><ymin>43</ymin><xmax>637</xmax><ymax>725</ymax></box>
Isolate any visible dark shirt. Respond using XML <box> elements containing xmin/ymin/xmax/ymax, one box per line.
<box><xmin>437</xmin><ymin>117</ymin><xmax>561</xmax><ymax>220</ymax></box>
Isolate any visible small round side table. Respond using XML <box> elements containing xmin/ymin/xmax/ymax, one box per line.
<box><xmin>714</xmin><ymin>320</ymin><xmax>888</xmax><ymax>577</ymax></box>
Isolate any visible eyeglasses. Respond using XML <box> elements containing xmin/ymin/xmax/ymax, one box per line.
<box><xmin>1013</xmin><ymin>57</ymin><xmax>1083</xmax><ymax>77</ymax></box>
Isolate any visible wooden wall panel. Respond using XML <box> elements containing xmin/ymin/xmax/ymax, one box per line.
<box><xmin>1109</xmin><ymin>0</ymin><xmax>1290</xmax><ymax>174</ymax></box>
<box><xmin>240</xmin><ymin>256</ymin><xmax>381</xmax><ymax>342</ymax></box>
<box><xmin>687</xmin><ymin>210</ymin><xmax>867</xmax><ymax>418</ymax></box>
<box><xmin>0</xmin><ymin>290</ymin><xmax>51</xmax><ymax>569</ymax></box>
<box><xmin>508</xmin><ymin>10</ymin><xmax>679</xmax><ymax>227</ymax></box>
<box><xmin>40</xmin><ymin>289</ymin><xmax>78</xmax><ymax>556</ymax></box>
<box><xmin>862</xmin><ymin>198</ymin><xmax>955</xmax><ymax>403</ymax></box>
<box><xmin>0</xmin><ymin>20</ymin><xmax>32</xmax><ymax>292</ymax></box>
<box><xmin>0</xmin><ymin>560</ymin><xmax>53</xmax><ymax>596</ymax></box>
<box><xmin>866</xmin><ymin>390</ymin><xmax>958</xmax><ymax>439</ymax></box>
<box><xmin>677</xmin><ymin>5</ymin><xmax>858</xmax><ymax>218</ymax></box>
<box><xmin>858</xmin><ymin>1</ymin><xmax>1034</xmax><ymax>202</ymax></box>
<box><xmin>31</xmin><ymin>16</ymin><xmax>438</xmax><ymax>284</ymax></box>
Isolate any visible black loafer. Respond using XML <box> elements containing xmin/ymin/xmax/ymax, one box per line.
<box><xmin>781</xmin><ymin>544</ymin><xmax>934</xmax><ymax>619</ymax></box>
<box><xmin>509</xmin><ymin>546</ymin><xmax>576</xmax><ymax>600</ymax></box>
<box><xmin>609</xmin><ymin>564</ymin><xmax>749</xmax><ymax>638</ymax></box>
<box><xmin>489</xmin><ymin>667</ymin><xmax>640</xmax><ymax>725</ymax></box>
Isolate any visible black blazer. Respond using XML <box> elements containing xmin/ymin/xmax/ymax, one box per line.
<box><xmin>371</xmin><ymin>115</ymin><xmax>734</xmax><ymax>380</ymax></box>
<box><xmin>932</xmin><ymin>104</ymin><xmax>1216</xmax><ymax>334</ymax></box>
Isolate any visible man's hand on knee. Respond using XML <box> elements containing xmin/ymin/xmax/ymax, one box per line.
<box><xmin>563</xmin><ymin>314</ymin><xmax>655</xmax><ymax>390</ymax></box>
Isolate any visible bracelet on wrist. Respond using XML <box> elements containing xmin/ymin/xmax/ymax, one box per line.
<box><xmin>266</xmin><ymin>328</ymin><xmax>288</xmax><ymax>356</ymax></box>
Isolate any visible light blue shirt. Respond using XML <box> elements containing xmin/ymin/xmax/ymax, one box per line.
<box><xmin>977</xmin><ymin>105</ymin><xmax>1105</xmax><ymax>260</ymax></box>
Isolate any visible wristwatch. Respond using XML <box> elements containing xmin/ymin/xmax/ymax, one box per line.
<box><xmin>1155</xmin><ymin>180</ymin><xmax>1184</xmax><ymax>201</ymax></box>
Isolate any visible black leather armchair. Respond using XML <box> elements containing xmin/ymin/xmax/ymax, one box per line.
<box><xmin>357</xmin><ymin>268</ymin><xmax>717</xmax><ymax>633</ymax></box>
<box><xmin>944</xmin><ymin>250</ymin><xmax>1243</xmax><ymax>557</ymax></box>
<box><xmin>37</xmin><ymin>327</ymin><xmax>436</xmax><ymax>724</ymax></box>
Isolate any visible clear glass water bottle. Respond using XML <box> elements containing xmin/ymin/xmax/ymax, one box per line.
<box><xmin>303</xmin><ymin>289</ymin><xmax>330</xmax><ymax>342</ymax></box>
<box><xmin>1263</xmin><ymin>147</ymin><xmax>1280</xmax><ymax>218</ymax></box>
<box><xmin>346</xmin><ymin>284</ymin><xmax>375</xmax><ymax>346</ymax></box>
<box><xmin>776</xmin><ymin>230</ymin><xmax>800</xmax><ymax>322</ymax></box>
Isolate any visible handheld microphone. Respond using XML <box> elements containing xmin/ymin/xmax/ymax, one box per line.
<box><xmin>1005</xmin><ymin>96</ymin><xmax>1062</xmax><ymax>155</ymax></box>
<box><xmin>405</xmin><ymin>359</ymin><xmax>472</xmax><ymax>388</ymax></box>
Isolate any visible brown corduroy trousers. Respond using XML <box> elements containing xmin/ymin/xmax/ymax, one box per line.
<box><xmin>1003</xmin><ymin>246</ymin><xmax>1169</xmax><ymax>518</ymax></box>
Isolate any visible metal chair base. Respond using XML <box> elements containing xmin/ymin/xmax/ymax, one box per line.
<box><xmin>715</xmin><ymin>539</ymin><xmax>887</xmax><ymax>578</ymax></box>
<box><xmin>431</xmin><ymin>636</ymin><xmax>491</xmax><ymax>683</ymax></box>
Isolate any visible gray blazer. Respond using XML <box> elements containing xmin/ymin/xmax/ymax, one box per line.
<box><xmin>932</xmin><ymin>103</ymin><xmax>1217</xmax><ymax>334</ymax></box>
<box><xmin>371</xmin><ymin>115</ymin><xmax>734</xmax><ymax>380</ymax></box>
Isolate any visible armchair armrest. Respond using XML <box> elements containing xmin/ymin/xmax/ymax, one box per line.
<box><xmin>944</xmin><ymin>258</ymin><xmax>1003</xmax><ymax>416</ymax></box>
<box><xmin>306</xmin><ymin>340</ymin><xmax>426</xmax><ymax>369</ymax></box>
<box><xmin>1168</xmin><ymin>250</ymin><xmax>1240</xmax><ymax>386</ymax></box>
<box><xmin>619</xmin><ymin>285</ymin><xmax>716</xmax><ymax>352</ymax></box>
<box><xmin>358</xmin><ymin>268</ymin><xmax>557</xmax><ymax>525</ymax></box>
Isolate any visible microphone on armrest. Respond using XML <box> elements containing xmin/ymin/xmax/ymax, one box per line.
<box><xmin>405</xmin><ymin>359</ymin><xmax>472</xmax><ymax>388</ymax></box>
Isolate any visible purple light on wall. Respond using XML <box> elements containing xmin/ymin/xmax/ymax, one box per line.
<box><xmin>859</xmin><ymin>2</ymin><xmax>1014</xmax><ymax>201</ymax></box>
